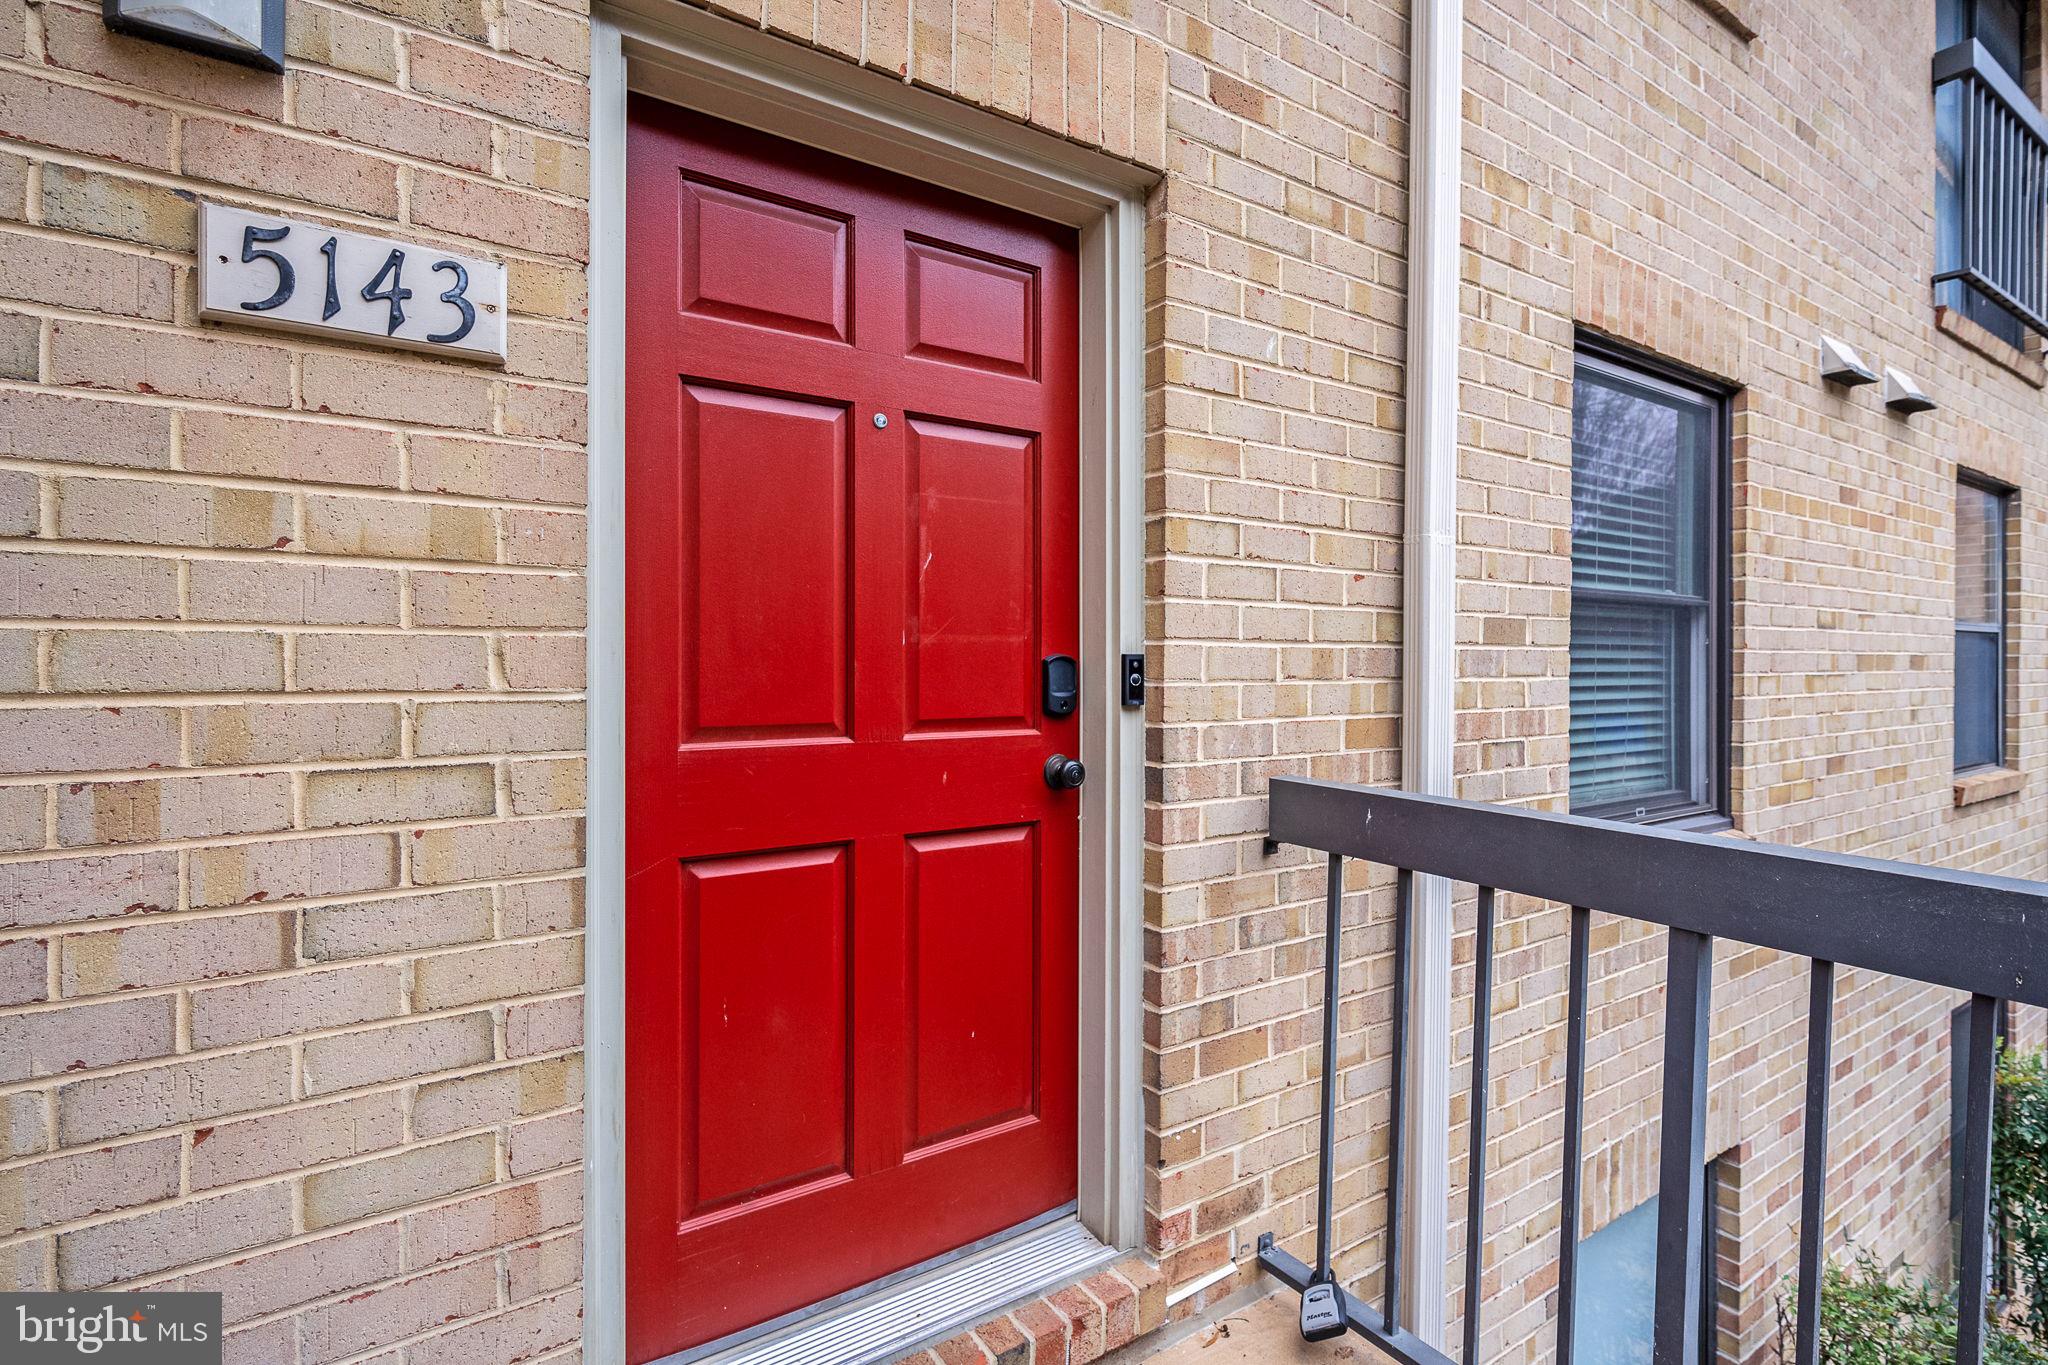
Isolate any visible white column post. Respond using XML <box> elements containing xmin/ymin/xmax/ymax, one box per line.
<box><xmin>1399</xmin><ymin>0</ymin><xmax>1462</xmax><ymax>1346</ymax></box>
<box><xmin>583</xmin><ymin>19</ymin><xmax>628</xmax><ymax>1365</ymax></box>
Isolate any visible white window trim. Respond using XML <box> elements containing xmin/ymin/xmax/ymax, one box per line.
<box><xmin>584</xmin><ymin>9</ymin><xmax>1152</xmax><ymax>1363</ymax></box>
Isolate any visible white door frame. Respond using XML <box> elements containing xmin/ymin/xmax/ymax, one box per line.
<box><xmin>583</xmin><ymin>9</ymin><xmax>1152</xmax><ymax>1362</ymax></box>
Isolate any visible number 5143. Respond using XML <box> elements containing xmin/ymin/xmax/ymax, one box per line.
<box><xmin>239</xmin><ymin>222</ymin><xmax>478</xmax><ymax>346</ymax></box>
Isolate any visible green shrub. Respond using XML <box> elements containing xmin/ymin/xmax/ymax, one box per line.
<box><xmin>1776</xmin><ymin>1252</ymin><xmax>2048</xmax><ymax>1364</ymax></box>
<box><xmin>1996</xmin><ymin>1046</ymin><xmax>2048</xmax><ymax>1335</ymax></box>
<box><xmin>1772</xmin><ymin>1043</ymin><xmax>2048</xmax><ymax>1362</ymax></box>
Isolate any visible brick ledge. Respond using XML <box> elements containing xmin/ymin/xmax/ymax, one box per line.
<box><xmin>1935</xmin><ymin>305</ymin><xmax>2047</xmax><ymax>387</ymax></box>
<box><xmin>1688</xmin><ymin>0</ymin><xmax>1757</xmax><ymax>41</ymax></box>
<box><xmin>1955</xmin><ymin>766</ymin><xmax>2025</xmax><ymax>808</ymax></box>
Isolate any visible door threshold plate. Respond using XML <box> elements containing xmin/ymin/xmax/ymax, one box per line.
<box><xmin>655</xmin><ymin>1215</ymin><xmax>1116</xmax><ymax>1365</ymax></box>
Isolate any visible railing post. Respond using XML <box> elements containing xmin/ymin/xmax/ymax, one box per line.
<box><xmin>1385</xmin><ymin>868</ymin><xmax>1413</xmax><ymax>1327</ymax></box>
<box><xmin>1957</xmin><ymin>993</ymin><xmax>2000</xmax><ymax>1365</ymax></box>
<box><xmin>1653</xmin><ymin>928</ymin><xmax>1714</xmax><ymax>1365</ymax></box>
<box><xmin>1461</xmin><ymin>886</ymin><xmax>1496</xmax><ymax>1365</ymax></box>
<box><xmin>1314</xmin><ymin>852</ymin><xmax>1344</xmax><ymax>1283</ymax></box>
<box><xmin>1792</xmin><ymin>959</ymin><xmax>1835</xmax><ymax>1365</ymax></box>
<box><xmin>1555</xmin><ymin>906</ymin><xmax>1590</xmax><ymax>1365</ymax></box>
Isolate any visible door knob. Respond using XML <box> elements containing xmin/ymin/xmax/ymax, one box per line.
<box><xmin>1044</xmin><ymin>754</ymin><xmax>1086</xmax><ymax>791</ymax></box>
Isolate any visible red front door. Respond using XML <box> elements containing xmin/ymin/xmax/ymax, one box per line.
<box><xmin>622</xmin><ymin>100</ymin><xmax>1083</xmax><ymax>1362</ymax></box>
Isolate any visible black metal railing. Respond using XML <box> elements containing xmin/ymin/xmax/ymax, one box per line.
<box><xmin>1255</xmin><ymin>777</ymin><xmax>2048</xmax><ymax>1365</ymax></box>
<box><xmin>1935</xmin><ymin>39</ymin><xmax>2048</xmax><ymax>335</ymax></box>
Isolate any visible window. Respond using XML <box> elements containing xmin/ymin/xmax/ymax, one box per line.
<box><xmin>1942</xmin><ymin>0</ymin><xmax>2028</xmax><ymax>76</ymax></box>
<box><xmin>1955</xmin><ymin>476</ymin><xmax>2011</xmax><ymax>772</ymax></box>
<box><xmin>1935</xmin><ymin>0</ymin><xmax>2046</xmax><ymax>343</ymax></box>
<box><xmin>1570</xmin><ymin>346</ymin><xmax>1727</xmax><ymax>823</ymax></box>
<box><xmin>1573</xmin><ymin>1162</ymin><xmax>1725</xmax><ymax>1364</ymax></box>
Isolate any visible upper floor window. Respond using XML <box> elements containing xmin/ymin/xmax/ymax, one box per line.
<box><xmin>1935</xmin><ymin>0</ymin><xmax>2048</xmax><ymax>343</ymax></box>
<box><xmin>1955</xmin><ymin>475</ymin><xmax>2011</xmax><ymax>773</ymax></box>
<box><xmin>1569</xmin><ymin>345</ymin><xmax>1728</xmax><ymax>824</ymax></box>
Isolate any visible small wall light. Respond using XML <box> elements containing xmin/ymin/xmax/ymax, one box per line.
<box><xmin>1883</xmin><ymin>367</ymin><xmax>1938</xmax><ymax>415</ymax></box>
<box><xmin>1818</xmin><ymin>335</ymin><xmax>1878</xmax><ymax>387</ymax></box>
<box><xmin>102</xmin><ymin>0</ymin><xmax>283</xmax><ymax>71</ymax></box>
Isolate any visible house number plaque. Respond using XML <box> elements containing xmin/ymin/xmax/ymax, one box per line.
<box><xmin>197</xmin><ymin>202</ymin><xmax>508</xmax><ymax>362</ymax></box>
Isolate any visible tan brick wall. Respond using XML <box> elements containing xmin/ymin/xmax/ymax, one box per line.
<box><xmin>0</xmin><ymin>0</ymin><xmax>594</xmax><ymax>1357</ymax></box>
<box><xmin>7</xmin><ymin>0</ymin><xmax>2048</xmax><ymax>1360</ymax></box>
<box><xmin>1136</xmin><ymin>0</ymin><xmax>2048</xmax><ymax>1358</ymax></box>
<box><xmin>1429</xmin><ymin>1</ymin><xmax>2048</xmax><ymax>1362</ymax></box>
<box><xmin>0</xmin><ymin>0</ymin><xmax>1174</xmax><ymax>1359</ymax></box>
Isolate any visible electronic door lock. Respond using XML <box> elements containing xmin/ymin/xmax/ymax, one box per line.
<box><xmin>1042</xmin><ymin>655</ymin><xmax>1077</xmax><ymax>718</ymax></box>
<box><xmin>1044</xmin><ymin>754</ymin><xmax>1086</xmax><ymax>791</ymax></box>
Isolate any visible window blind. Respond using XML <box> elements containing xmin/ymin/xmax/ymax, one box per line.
<box><xmin>1569</xmin><ymin>355</ymin><xmax>1717</xmax><ymax>819</ymax></box>
<box><xmin>1955</xmin><ymin>478</ymin><xmax>2007</xmax><ymax>772</ymax></box>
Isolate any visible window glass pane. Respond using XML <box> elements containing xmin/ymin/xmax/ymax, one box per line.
<box><xmin>1936</xmin><ymin>80</ymin><xmax>1963</xmax><ymax>276</ymax></box>
<box><xmin>1571</xmin><ymin>600</ymin><xmax>1701</xmax><ymax>812</ymax></box>
<box><xmin>1957</xmin><ymin>627</ymin><xmax>2002</xmax><ymax>770</ymax></box>
<box><xmin>1956</xmin><ymin>482</ymin><xmax>2002</xmax><ymax>626</ymax></box>
<box><xmin>1574</xmin><ymin>1196</ymin><xmax>1658</xmax><ymax>1365</ymax></box>
<box><xmin>1977</xmin><ymin>0</ymin><xmax>2026</xmax><ymax>79</ymax></box>
<box><xmin>1570</xmin><ymin>355</ymin><xmax>1717</xmax><ymax>818</ymax></box>
<box><xmin>1938</xmin><ymin>0</ymin><xmax>1967</xmax><ymax>50</ymax></box>
<box><xmin>1572</xmin><ymin>368</ymin><xmax>1711</xmax><ymax>598</ymax></box>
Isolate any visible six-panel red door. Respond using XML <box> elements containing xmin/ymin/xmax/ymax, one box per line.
<box><xmin>623</xmin><ymin>99</ymin><xmax>1083</xmax><ymax>1362</ymax></box>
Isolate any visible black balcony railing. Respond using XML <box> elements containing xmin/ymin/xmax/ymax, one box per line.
<box><xmin>1255</xmin><ymin>777</ymin><xmax>2048</xmax><ymax>1365</ymax></box>
<box><xmin>1935</xmin><ymin>39</ymin><xmax>2048</xmax><ymax>336</ymax></box>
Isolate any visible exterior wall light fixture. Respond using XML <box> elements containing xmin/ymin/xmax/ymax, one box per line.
<box><xmin>1883</xmin><ymin>367</ymin><xmax>1938</xmax><ymax>415</ymax></box>
<box><xmin>102</xmin><ymin>0</ymin><xmax>283</xmax><ymax>71</ymax></box>
<box><xmin>1818</xmin><ymin>335</ymin><xmax>1879</xmax><ymax>386</ymax></box>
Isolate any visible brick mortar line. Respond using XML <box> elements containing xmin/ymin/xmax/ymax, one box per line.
<box><xmin>0</xmin><ymin>690</ymin><xmax>584</xmax><ymax>712</ymax></box>
<box><xmin>0</xmin><ymin>980</ymin><xmax>585</xmax><ymax>1071</ymax></box>
<box><xmin>0</xmin><ymin>609</ymin><xmax>592</xmax><ymax>630</ymax></box>
<box><xmin>0</xmin><ymin>761</ymin><xmax>586</xmax><ymax>800</ymax></box>
<box><xmin>0</xmin><ymin>920</ymin><xmax>584</xmax><ymax>979</ymax></box>
<box><xmin>225</xmin><ymin>55</ymin><xmax>597</xmax><ymax>158</ymax></box>
<box><xmin>0</xmin><ymin>816</ymin><xmax>586</xmax><ymax>872</ymax></box>
<box><xmin>0</xmin><ymin>1076</ymin><xmax>583</xmax><ymax>1201</ymax></box>
<box><xmin>0</xmin><ymin>1096</ymin><xmax>585</xmax><ymax>1243</ymax></box>
<box><xmin>1151</xmin><ymin>237</ymin><xmax>1401</xmax><ymax>293</ymax></box>
<box><xmin>37</xmin><ymin>0</ymin><xmax>584</xmax><ymax>69</ymax></box>
<box><xmin>0</xmin><ymin>752</ymin><xmax>584</xmax><ymax>788</ymax></box>
<box><xmin>0</xmin><ymin>539</ymin><xmax>591</xmax><ymax>573</ymax></box>
<box><xmin>4</xmin><ymin>674</ymin><xmax>585</xmax><ymax>696</ymax></box>
<box><xmin>2</xmin><ymin>566</ymin><xmax>586</xmax><ymax>591</ymax></box>
<box><xmin>0</xmin><ymin>996</ymin><xmax>585</xmax><ymax>1114</ymax></box>
<box><xmin>2</xmin><ymin>480</ymin><xmax>593</xmax><ymax>523</ymax></box>
<box><xmin>122</xmin><ymin>1185</ymin><xmax>582</xmax><ymax>1318</ymax></box>
<box><xmin>1154</xmin><ymin>500</ymin><xmax>1407</xmax><ymax>526</ymax></box>
<box><xmin>1162</xmin><ymin>250</ymin><xmax>1393</xmax><ymax>294</ymax></box>
<box><xmin>0</xmin><ymin>52</ymin><xmax>596</xmax><ymax>165</ymax></box>
<box><xmin>1163</xmin><ymin>95</ymin><xmax>1387</xmax><ymax>174</ymax></box>
<box><xmin>2</xmin><ymin>860</ymin><xmax>585</xmax><ymax>925</ymax></box>
<box><xmin>0</xmin><ymin>687</ymin><xmax>580</xmax><ymax>703</ymax></box>
<box><xmin>0</xmin><ymin>380</ymin><xmax>593</xmax><ymax>451</ymax></box>
<box><xmin>0</xmin><ymin>816</ymin><xmax>591</xmax><ymax>864</ymax></box>
<box><xmin>0</xmin><ymin>302</ymin><xmax>589</xmax><ymax>389</ymax></box>
<box><xmin>304</xmin><ymin>1288</ymin><xmax>586</xmax><ymax>1365</ymax></box>
<box><xmin>0</xmin><ymin>306</ymin><xmax>593</xmax><ymax>386</ymax></box>
<box><xmin>0</xmin><ymin>219</ymin><xmax>198</xmax><ymax>270</ymax></box>
<box><xmin>8</xmin><ymin>400</ymin><xmax>591</xmax><ymax>462</ymax></box>
<box><xmin>0</xmin><ymin>1041</ymin><xmax>587</xmax><ymax>1149</ymax></box>
<box><xmin>0</xmin><ymin>954</ymin><xmax>586</xmax><ymax>1022</ymax></box>
<box><xmin>305</xmin><ymin>1295</ymin><xmax>585</xmax><ymax>1365</ymax></box>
